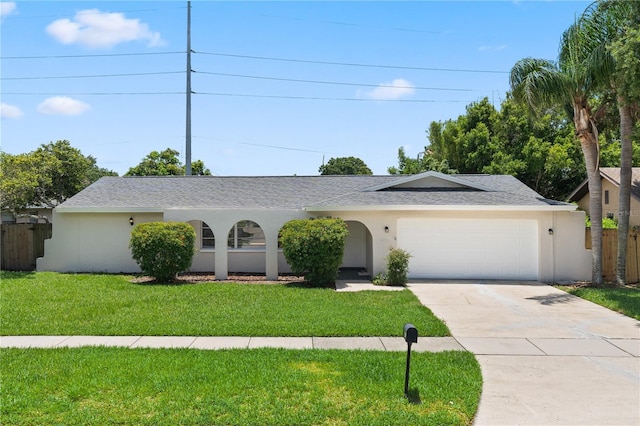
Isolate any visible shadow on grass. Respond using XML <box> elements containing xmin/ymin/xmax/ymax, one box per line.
<box><xmin>130</xmin><ymin>277</ymin><xmax>198</xmax><ymax>286</ymax></box>
<box><xmin>406</xmin><ymin>388</ymin><xmax>422</xmax><ymax>405</ymax></box>
<box><xmin>283</xmin><ymin>281</ymin><xmax>335</xmax><ymax>290</ymax></box>
<box><xmin>0</xmin><ymin>271</ymin><xmax>38</xmax><ymax>280</ymax></box>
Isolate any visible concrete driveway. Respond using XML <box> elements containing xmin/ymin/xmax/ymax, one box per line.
<box><xmin>408</xmin><ymin>281</ymin><xmax>640</xmax><ymax>426</ymax></box>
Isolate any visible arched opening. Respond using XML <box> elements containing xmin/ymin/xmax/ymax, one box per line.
<box><xmin>227</xmin><ymin>220</ymin><xmax>267</xmax><ymax>275</ymax></box>
<box><xmin>227</xmin><ymin>220</ymin><xmax>265</xmax><ymax>249</ymax></box>
<box><xmin>341</xmin><ymin>220</ymin><xmax>373</xmax><ymax>279</ymax></box>
<box><xmin>187</xmin><ymin>220</ymin><xmax>215</xmax><ymax>273</ymax></box>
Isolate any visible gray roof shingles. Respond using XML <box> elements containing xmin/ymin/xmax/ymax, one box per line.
<box><xmin>59</xmin><ymin>174</ymin><xmax>569</xmax><ymax>210</ymax></box>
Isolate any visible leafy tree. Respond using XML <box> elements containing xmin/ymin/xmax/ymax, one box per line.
<box><xmin>0</xmin><ymin>152</ymin><xmax>49</xmax><ymax>215</ymax></box>
<box><xmin>279</xmin><ymin>218</ymin><xmax>348</xmax><ymax>287</ymax></box>
<box><xmin>319</xmin><ymin>156</ymin><xmax>372</xmax><ymax>175</ymax></box>
<box><xmin>125</xmin><ymin>148</ymin><xmax>211</xmax><ymax>176</ymax></box>
<box><xmin>387</xmin><ymin>147</ymin><xmax>454</xmax><ymax>175</ymax></box>
<box><xmin>129</xmin><ymin>221</ymin><xmax>196</xmax><ymax>282</ymax></box>
<box><xmin>396</xmin><ymin>96</ymin><xmax>583</xmax><ymax>200</ymax></box>
<box><xmin>125</xmin><ymin>148</ymin><xmax>183</xmax><ymax>176</ymax></box>
<box><xmin>0</xmin><ymin>140</ymin><xmax>117</xmax><ymax>215</ymax></box>
<box><xmin>190</xmin><ymin>159</ymin><xmax>211</xmax><ymax>176</ymax></box>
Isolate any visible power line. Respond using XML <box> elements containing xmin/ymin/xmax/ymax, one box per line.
<box><xmin>1</xmin><ymin>52</ymin><xmax>184</xmax><ymax>60</ymax></box>
<box><xmin>0</xmin><ymin>69</ymin><xmax>481</xmax><ymax>92</ymax></box>
<box><xmin>195</xmin><ymin>92</ymin><xmax>468</xmax><ymax>102</ymax></box>
<box><xmin>259</xmin><ymin>14</ymin><xmax>442</xmax><ymax>35</ymax></box>
<box><xmin>194</xmin><ymin>51</ymin><xmax>509</xmax><ymax>74</ymax></box>
<box><xmin>193</xmin><ymin>136</ymin><xmax>343</xmax><ymax>155</ymax></box>
<box><xmin>194</xmin><ymin>71</ymin><xmax>478</xmax><ymax>92</ymax></box>
<box><xmin>1</xmin><ymin>71</ymin><xmax>184</xmax><ymax>80</ymax></box>
<box><xmin>4</xmin><ymin>92</ymin><xmax>183</xmax><ymax>96</ymax></box>
<box><xmin>5</xmin><ymin>9</ymin><xmax>164</xmax><ymax>19</ymax></box>
<box><xmin>4</xmin><ymin>91</ymin><xmax>471</xmax><ymax>102</ymax></box>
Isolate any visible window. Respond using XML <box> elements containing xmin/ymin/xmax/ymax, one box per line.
<box><xmin>202</xmin><ymin>222</ymin><xmax>215</xmax><ymax>249</ymax></box>
<box><xmin>604</xmin><ymin>190</ymin><xmax>609</xmax><ymax>205</ymax></box>
<box><xmin>228</xmin><ymin>220</ymin><xmax>265</xmax><ymax>249</ymax></box>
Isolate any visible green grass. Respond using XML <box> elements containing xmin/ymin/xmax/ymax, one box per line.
<box><xmin>0</xmin><ymin>347</ymin><xmax>482</xmax><ymax>425</ymax></box>
<box><xmin>557</xmin><ymin>285</ymin><xmax>640</xmax><ymax>320</ymax></box>
<box><xmin>0</xmin><ymin>272</ymin><xmax>449</xmax><ymax>336</ymax></box>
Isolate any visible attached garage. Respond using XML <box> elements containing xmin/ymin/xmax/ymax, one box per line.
<box><xmin>398</xmin><ymin>218</ymin><xmax>539</xmax><ymax>280</ymax></box>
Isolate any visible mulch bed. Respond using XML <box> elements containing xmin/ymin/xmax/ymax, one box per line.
<box><xmin>131</xmin><ymin>272</ymin><xmax>306</xmax><ymax>285</ymax></box>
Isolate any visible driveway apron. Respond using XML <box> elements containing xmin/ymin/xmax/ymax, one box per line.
<box><xmin>408</xmin><ymin>281</ymin><xmax>640</xmax><ymax>426</ymax></box>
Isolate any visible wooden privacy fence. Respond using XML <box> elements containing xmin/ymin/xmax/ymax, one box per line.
<box><xmin>1</xmin><ymin>224</ymin><xmax>52</xmax><ymax>271</ymax></box>
<box><xmin>585</xmin><ymin>229</ymin><xmax>640</xmax><ymax>283</ymax></box>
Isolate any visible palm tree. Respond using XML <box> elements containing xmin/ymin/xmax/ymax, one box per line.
<box><xmin>579</xmin><ymin>0</ymin><xmax>636</xmax><ymax>285</ymax></box>
<box><xmin>510</xmin><ymin>27</ymin><xmax>604</xmax><ymax>285</ymax></box>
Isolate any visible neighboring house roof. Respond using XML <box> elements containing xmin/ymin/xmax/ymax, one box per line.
<box><xmin>57</xmin><ymin>172</ymin><xmax>576</xmax><ymax>213</ymax></box>
<box><xmin>567</xmin><ymin>168</ymin><xmax>640</xmax><ymax>202</ymax></box>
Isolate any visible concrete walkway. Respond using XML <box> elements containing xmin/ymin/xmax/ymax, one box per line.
<box><xmin>408</xmin><ymin>280</ymin><xmax>640</xmax><ymax>426</ymax></box>
<box><xmin>0</xmin><ymin>335</ymin><xmax>464</xmax><ymax>352</ymax></box>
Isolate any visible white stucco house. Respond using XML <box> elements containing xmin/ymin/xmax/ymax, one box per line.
<box><xmin>37</xmin><ymin>171</ymin><xmax>591</xmax><ymax>282</ymax></box>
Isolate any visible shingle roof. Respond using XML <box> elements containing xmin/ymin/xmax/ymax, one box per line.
<box><xmin>58</xmin><ymin>172</ymin><xmax>572</xmax><ymax>211</ymax></box>
<box><xmin>567</xmin><ymin>168</ymin><xmax>640</xmax><ymax>202</ymax></box>
<box><xmin>600</xmin><ymin>168</ymin><xmax>640</xmax><ymax>200</ymax></box>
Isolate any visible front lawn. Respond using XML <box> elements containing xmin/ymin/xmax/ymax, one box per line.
<box><xmin>0</xmin><ymin>272</ymin><xmax>449</xmax><ymax>336</ymax></box>
<box><xmin>557</xmin><ymin>285</ymin><xmax>640</xmax><ymax>320</ymax></box>
<box><xmin>0</xmin><ymin>347</ymin><xmax>481</xmax><ymax>425</ymax></box>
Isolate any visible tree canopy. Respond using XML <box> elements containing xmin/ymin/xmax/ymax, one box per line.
<box><xmin>0</xmin><ymin>140</ymin><xmax>117</xmax><ymax>214</ymax></box>
<box><xmin>125</xmin><ymin>148</ymin><xmax>211</xmax><ymax>176</ymax></box>
<box><xmin>388</xmin><ymin>96</ymin><xmax>590</xmax><ymax>200</ymax></box>
<box><xmin>319</xmin><ymin>156</ymin><xmax>372</xmax><ymax>175</ymax></box>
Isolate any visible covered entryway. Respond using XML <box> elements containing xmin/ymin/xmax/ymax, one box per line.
<box><xmin>397</xmin><ymin>218</ymin><xmax>539</xmax><ymax>280</ymax></box>
<box><xmin>340</xmin><ymin>221</ymin><xmax>372</xmax><ymax>276</ymax></box>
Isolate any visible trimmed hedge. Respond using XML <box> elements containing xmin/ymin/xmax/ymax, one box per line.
<box><xmin>129</xmin><ymin>221</ymin><xmax>196</xmax><ymax>282</ymax></box>
<box><xmin>280</xmin><ymin>218</ymin><xmax>348</xmax><ymax>287</ymax></box>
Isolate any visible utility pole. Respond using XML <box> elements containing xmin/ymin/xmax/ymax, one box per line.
<box><xmin>185</xmin><ymin>0</ymin><xmax>192</xmax><ymax>175</ymax></box>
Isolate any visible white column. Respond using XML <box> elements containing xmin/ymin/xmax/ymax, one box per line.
<box><xmin>265</xmin><ymin>229</ymin><xmax>279</xmax><ymax>281</ymax></box>
<box><xmin>214</xmin><ymin>224</ymin><xmax>228</xmax><ymax>280</ymax></box>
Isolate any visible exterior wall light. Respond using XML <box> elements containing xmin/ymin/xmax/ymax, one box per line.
<box><xmin>384</xmin><ymin>226</ymin><xmax>389</xmax><ymax>233</ymax></box>
<box><xmin>548</xmin><ymin>228</ymin><xmax>553</xmax><ymax>235</ymax></box>
<box><xmin>129</xmin><ymin>217</ymin><xmax>134</xmax><ymax>226</ymax></box>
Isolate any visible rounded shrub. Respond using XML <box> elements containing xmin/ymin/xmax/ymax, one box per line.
<box><xmin>279</xmin><ymin>217</ymin><xmax>348</xmax><ymax>287</ymax></box>
<box><xmin>386</xmin><ymin>248</ymin><xmax>412</xmax><ymax>286</ymax></box>
<box><xmin>129</xmin><ymin>221</ymin><xmax>196</xmax><ymax>282</ymax></box>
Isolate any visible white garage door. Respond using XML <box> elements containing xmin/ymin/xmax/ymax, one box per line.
<box><xmin>397</xmin><ymin>218</ymin><xmax>539</xmax><ymax>280</ymax></box>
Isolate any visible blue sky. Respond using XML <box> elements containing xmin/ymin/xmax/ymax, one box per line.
<box><xmin>1</xmin><ymin>1</ymin><xmax>591</xmax><ymax>176</ymax></box>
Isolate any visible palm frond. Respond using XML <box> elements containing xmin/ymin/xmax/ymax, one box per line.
<box><xmin>509</xmin><ymin>58</ymin><xmax>569</xmax><ymax>115</ymax></box>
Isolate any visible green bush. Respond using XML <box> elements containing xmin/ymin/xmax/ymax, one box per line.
<box><xmin>386</xmin><ymin>248</ymin><xmax>412</xmax><ymax>286</ymax></box>
<box><xmin>372</xmin><ymin>273</ymin><xmax>388</xmax><ymax>286</ymax></box>
<box><xmin>280</xmin><ymin>218</ymin><xmax>348</xmax><ymax>287</ymax></box>
<box><xmin>585</xmin><ymin>215</ymin><xmax>618</xmax><ymax>229</ymax></box>
<box><xmin>129</xmin><ymin>221</ymin><xmax>196</xmax><ymax>282</ymax></box>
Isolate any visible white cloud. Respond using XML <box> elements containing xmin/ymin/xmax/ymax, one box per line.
<box><xmin>46</xmin><ymin>9</ymin><xmax>164</xmax><ymax>49</ymax></box>
<box><xmin>0</xmin><ymin>2</ymin><xmax>16</xmax><ymax>20</ymax></box>
<box><xmin>478</xmin><ymin>44</ymin><xmax>507</xmax><ymax>52</ymax></box>
<box><xmin>1</xmin><ymin>103</ymin><xmax>23</xmax><ymax>119</ymax></box>
<box><xmin>365</xmin><ymin>79</ymin><xmax>415</xmax><ymax>100</ymax></box>
<box><xmin>37</xmin><ymin>97</ymin><xmax>90</xmax><ymax>116</ymax></box>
